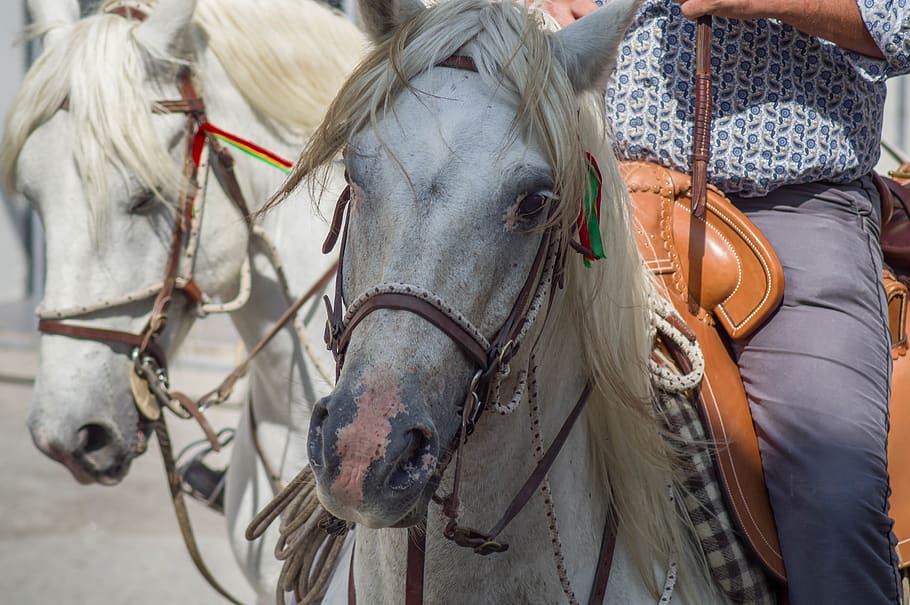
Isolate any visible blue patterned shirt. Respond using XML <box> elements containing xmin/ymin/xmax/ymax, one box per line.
<box><xmin>605</xmin><ymin>1</ymin><xmax>910</xmax><ymax>196</ymax></box>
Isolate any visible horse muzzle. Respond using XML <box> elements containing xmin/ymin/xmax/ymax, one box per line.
<box><xmin>307</xmin><ymin>383</ymin><xmax>441</xmax><ymax>527</ymax></box>
<box><xmin>28</xmin><ymin>411</ymin><xmax>137</xmax><ymax>485</ymax></box>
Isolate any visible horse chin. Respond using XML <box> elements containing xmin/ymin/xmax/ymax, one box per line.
<box><xmin>53</xmin><ymin>452</ymin><xmax>133</xmax><ymax>486</ymax></box>
<box><xmin>388</xmin><ymin>476</ymin><xmax>442</xmax><ymax>528</ymax></box>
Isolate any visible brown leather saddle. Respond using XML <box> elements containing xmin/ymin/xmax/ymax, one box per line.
<box><xmin>624</xmin><ymin>159</ymin><xmax>910</xmax><ymax>584</ymax></box>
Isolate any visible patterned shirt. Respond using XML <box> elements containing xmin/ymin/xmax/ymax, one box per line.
<box><xmin>604</xmin><ymin>1</ymin><xmax>910</xmax><ymax>196</ymax></box>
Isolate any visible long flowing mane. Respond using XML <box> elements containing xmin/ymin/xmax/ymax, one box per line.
<box><xmin>0</xmin><ymin>0</ymin><xmax>365</xmax><ymax>220</ymax></box>
<box><xmin>278</xmin><ymin>0</ymin><xmax>712</xmax><ymax>599</ymax></box>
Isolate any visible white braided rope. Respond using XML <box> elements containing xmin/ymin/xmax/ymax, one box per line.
<box><xmin>37</xmin><ymin>277</ymin><xmax>195</xmax><ymax>319</ymax></box>
<box><xmin>342</xmin><ymin>283</ymin><xmax>491</xmax><ymax>351</ymax></box>
<box><xmin>647</xmin><ymin>295</ymin><xmax>705</xmax><ymax>393</ymax></box>
<box><xmin>658</xmin><ymin>561</ymin><xmax>679</xmax><ymax>604</ymax></box>
<box><xmin>196</xmin><ymin>255</ymin><xmax>253</xmax><ymax>316</ymax></box>
<box><xmin>491</xmin><ymin>368</ymin><xmax>528</xmax><ymax>414</ymax></box>
<box><xmin>658</xmin><ymin>482</ymin><xmax>680</xmax><ymax>604</ymax></box>
<box><xmin>251</xmin><ymin>224</ymin><xmax>289</xmax><ymax>281</ymax></box>
<box><xmin>179</xmin><ymin>143</ymin><xmax>211</xmax><ymax>281</ymax></box>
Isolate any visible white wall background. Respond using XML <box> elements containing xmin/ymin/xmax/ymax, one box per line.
<box><xmin>884</xmin><ymin>78</ymin><xmax>910</xmax><ymax>167</ymax></box>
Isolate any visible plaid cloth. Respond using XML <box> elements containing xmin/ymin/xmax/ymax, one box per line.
<box><xmin>655</xmin><ymin>382</ymin><xmax>776</xmax><ymax>604</ymax></box>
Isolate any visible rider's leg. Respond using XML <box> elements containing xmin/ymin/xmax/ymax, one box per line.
<box><xmin>732</xmin><ymin>176</ymin><xmax>901</xmax><ymax>605</ymax></box>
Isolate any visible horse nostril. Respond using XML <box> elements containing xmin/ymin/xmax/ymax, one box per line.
<box><xmin>388</xmin><ymin>424</ymin><xmax>436</xmax><ymax>492</ymax></box>
<box><xmin>78</xmin><ymin>423</ymin><xmax>114</xmax><ymax>455</ymax></box>
<box><xmin>74</xmin><ymin>422</ymin><xmax>126</xmax><ymax>477</ymax></box>
<box><xmin>308</xmin><ymin>400</ymin><xmax>330</xmax><ymax>470</ymax></box>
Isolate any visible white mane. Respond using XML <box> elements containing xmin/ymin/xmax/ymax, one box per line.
<box><xmin>278</xmin><ymin>0</ymin><xmax>712</xmax><ymax>599</ymax></box>
<box><xmin>191</xmin><ymin>0</ymin><xmax>366</xmax><ymax>136</ymax></box>
<box><xmin>0</xmin><ymin>0</ymin><xmax>365</xmax><ymax>222</ymax></box>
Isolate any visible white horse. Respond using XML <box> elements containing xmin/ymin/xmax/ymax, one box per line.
<box><xmin>274</xmin><ymin>0</ymin><xmax>742</xmax><ymax>603</ymax></box>
<box><xmin>0</xmin><ymin>0</ymin><xmax>364</xmax><ymax>601</ymax></box>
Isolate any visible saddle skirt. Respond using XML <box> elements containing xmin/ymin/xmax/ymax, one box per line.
<box><xmin>625</xmin><ymin>160</ymin><xmax>910</xmax><ymax>588</ymax></box>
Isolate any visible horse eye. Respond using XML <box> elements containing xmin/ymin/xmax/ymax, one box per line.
<box><xmin>129</xmin><ymin>192</ymin><xmax>156</xmax><ymax>214</ymax></box>
<box><xmin>516</xmin><ymin>192</ymin><xmax>551</xmax><ymax>217</ymax></box>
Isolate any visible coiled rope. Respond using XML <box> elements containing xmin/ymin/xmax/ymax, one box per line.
<box><xmin>246</xmin><ymin>467</ymin><xmax>351</xmax><ymax>605</ymax></box>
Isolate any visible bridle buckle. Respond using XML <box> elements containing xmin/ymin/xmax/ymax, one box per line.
<box><xmin>132</xmin><ymin>351</ymin><xmax>192</xmax><ymax>419</ymax></box>
<box><xmin>442</xmin><ymin>521</ymin><xmax>509</xmax><ymax>556</ymax></box>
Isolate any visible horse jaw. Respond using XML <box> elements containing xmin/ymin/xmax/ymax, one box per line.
<box><xmin>28</xmin><ymin>0</ymin><xmax>78</xmax><ymax>49</ymax></box>
<box><xmin>553</xmin><ymin>0</ymin><xmax>643</xmax><ymax>93</ymax></box>
<box><xmin>355</xmin><ymin>0</ymin><xmax>425</xmax><ymax>41</ymax></box>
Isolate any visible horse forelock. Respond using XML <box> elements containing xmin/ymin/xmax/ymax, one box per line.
<box><xmin>276</xmin><ymin>0</ymin><xmax>589</xmax><ymax>217</ymax></box>
<box><xmin>0</xmin><ymin>10</ymin><xmax>183</xmax><ymax>227</ymax></box>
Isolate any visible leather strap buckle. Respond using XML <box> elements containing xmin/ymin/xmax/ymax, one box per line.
<box><xmin>443</xmin><ymin>521</ymin><xmax>509</xmax><ymax>555</ymax></box>
<box><xmin>133</xmin><ymin>352</ymin><xmax>192</xmax><ymax>420</ymax></box>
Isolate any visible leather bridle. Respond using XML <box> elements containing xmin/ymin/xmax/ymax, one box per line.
<box><xmin>323</xmin><ymin>185</ymin><xmax>556</xmax><ymax>412</ymax></box>
<box><xmin>329</xmin><ymin>54</ymin><xmax>618</xmax><ymax>605</ymax></box>
<box><xmin>37</xmin><ymin>57</ymin><xmax>253</xmax><ymax>433</ymax></box>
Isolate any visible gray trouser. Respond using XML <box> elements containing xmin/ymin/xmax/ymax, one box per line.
<box><xmin>730</xmin><ymin>177</ymin><xmax>901</xmax><ymax>605</ymax></box>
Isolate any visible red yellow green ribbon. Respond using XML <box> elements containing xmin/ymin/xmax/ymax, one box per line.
<box><xmin>192</xmin><ymin>122</ymin><xmax>293</xmax><ymax>173</ymax></box>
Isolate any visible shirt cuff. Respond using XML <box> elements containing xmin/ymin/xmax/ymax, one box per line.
<box><xmin>851</xmin><ymin>0</ymin><xmax>910</xmax><ymax>81</ymax></box>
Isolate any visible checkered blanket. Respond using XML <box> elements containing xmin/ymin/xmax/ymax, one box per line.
<box><xmin>655</xmin><ymin>386</ymin><xmax>776</xmax><ymax>604</ymax></box>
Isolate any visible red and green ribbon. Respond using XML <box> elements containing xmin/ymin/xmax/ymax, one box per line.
<box><xmin>577</xmin><ymin>152</ymin><xmax>605</xmax><ymax>267</ymax></box>
<box><xmin>192</xmin><ymin>122</ymin><xmax>293</xmax><ymax>173</ymax></box>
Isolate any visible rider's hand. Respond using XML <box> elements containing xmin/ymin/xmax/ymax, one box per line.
<box><xmin>673</xmin><ymin>0</ymin><xmax>769</xmax><ymax>20</ymax></box>
<box><xmin>546</xmin><ymin>0</ymin><xmax>599</xmax><ymax>27</ymax></box>
<box><xmin>672</xmin><ymin>0</ymin><xmax>884</xmax><ymax>58</ymax></box>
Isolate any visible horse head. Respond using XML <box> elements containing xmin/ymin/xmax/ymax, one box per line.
<box><xmin>288</xmin><ymin>0</ymin><xmax>642</xmax><ymax>528</ymax></box>
<box><xmin>2</xmin><ymin>0</ymin><xmax>249</xmax><ymax>484</ymax></box>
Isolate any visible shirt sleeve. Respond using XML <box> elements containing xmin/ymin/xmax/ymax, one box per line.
<box><xmin>847</xmin><ymin>0</ymin><xmax>910</xmax><ymax>81</ymax></box>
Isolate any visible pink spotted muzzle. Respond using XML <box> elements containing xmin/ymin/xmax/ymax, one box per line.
<box><xmin>307</xmin><ymin>372</ymin><xmax>441</xmax><ymax>528</ymax></box>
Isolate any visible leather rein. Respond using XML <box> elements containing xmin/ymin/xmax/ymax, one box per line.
<box><xmin>333</xmin><ymin>55</ymin><xmax>616</xmax><ymax>605</ymax></box>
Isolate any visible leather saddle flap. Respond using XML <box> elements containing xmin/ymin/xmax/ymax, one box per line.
<box><xmin>621</xmin><ymin>161</ymin><xmax>784</xmax><ymax>340</ymax></box>
<box><xmin>879</xmin><ymin>165</ymin><xmax>910</xmax><ymax>274</ymax></box>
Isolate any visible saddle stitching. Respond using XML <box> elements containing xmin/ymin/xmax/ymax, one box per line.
<box><xmin>702</xmin><ymin>372</ymin><xmax>783</xmax><ymax>558</ymax></box>
<box><xmin>629</xmin><ymin>160</ymin><xmax>776</xmax><ymax>336</ymax></box>
<box><xmin>695</xmin><ymin>196</ymin><xmax>775</xmax><ymax>332</ymax></box>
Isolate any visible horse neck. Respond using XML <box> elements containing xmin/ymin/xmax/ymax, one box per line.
<box><xmin>356</xmin><ymin>304</ymin><xmax>611</xmax><ymax>603</ymax></box>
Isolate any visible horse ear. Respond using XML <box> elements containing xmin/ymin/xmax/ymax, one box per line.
<box><xmin>553</xmin><ymin>0</ymin><xmax>642</xmax><ymax>94</ymax></box>
<box><xmin>28</xmin><ymin>0</ymin><xmax>79</xmax><ymax>49</ymax></box>
<box><xmin>134</xmin><ymin>0</ymin><xmax>198</xmax><ymax>56</ymax></box>
<box><xmin>356</xmin><ymin>0</ymin><xmax>425</xmax><ymax>41</ymax></box>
